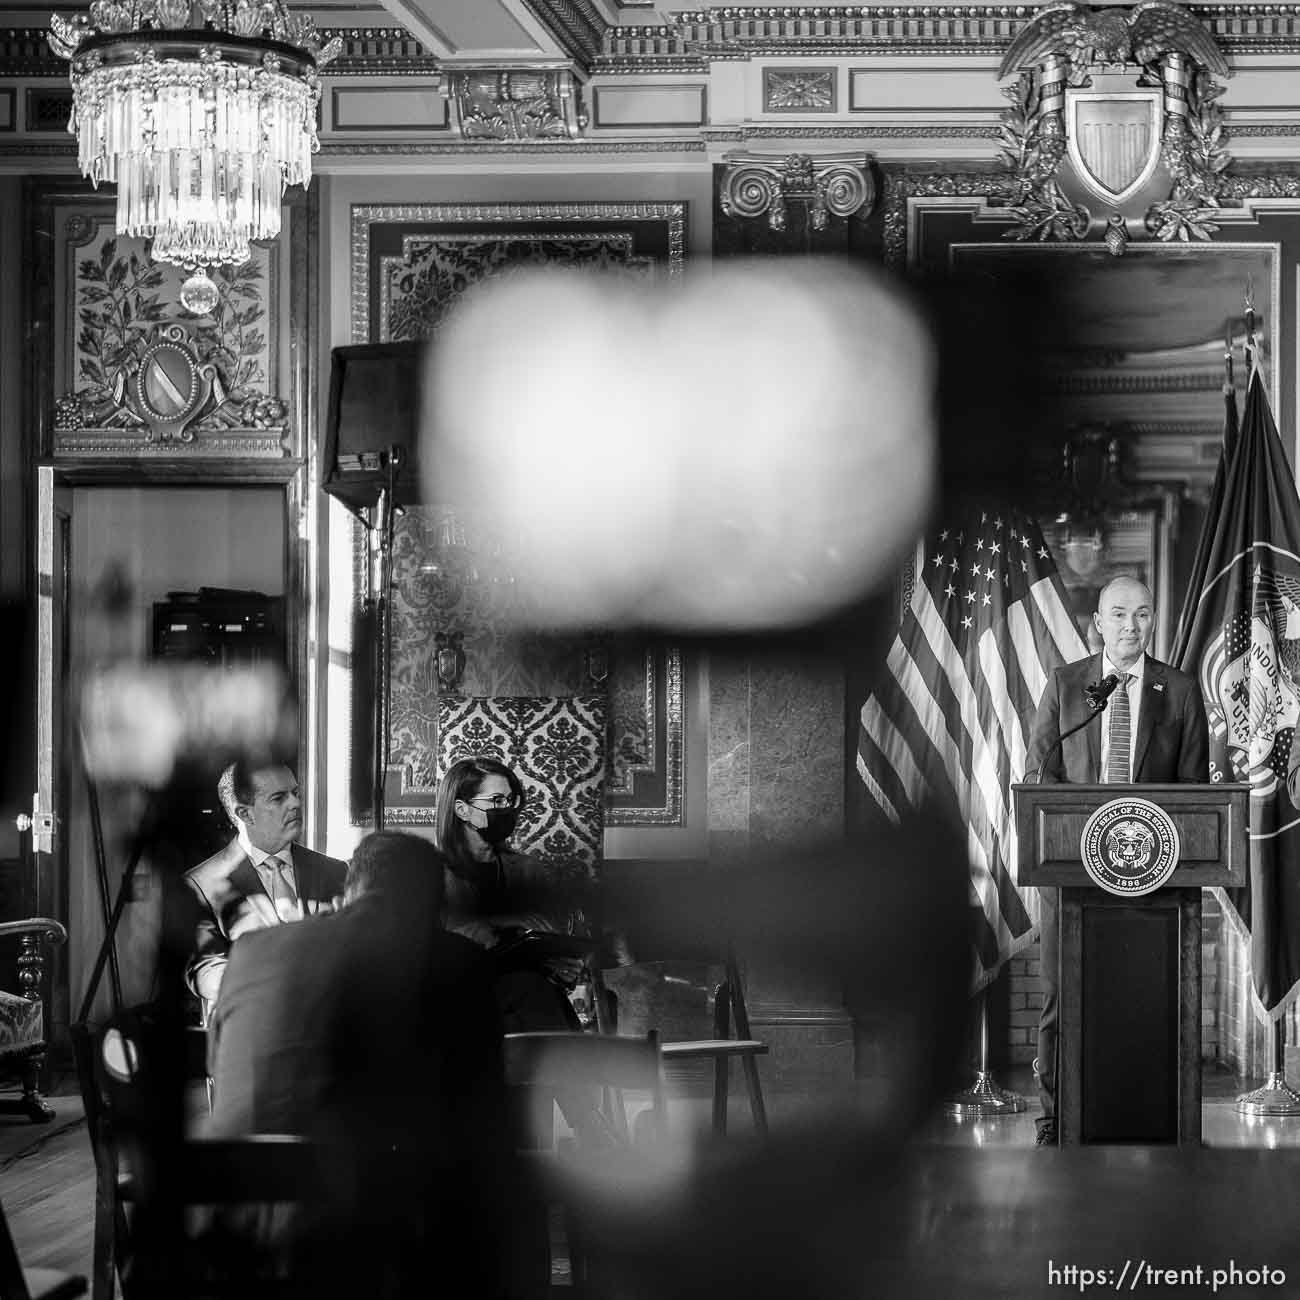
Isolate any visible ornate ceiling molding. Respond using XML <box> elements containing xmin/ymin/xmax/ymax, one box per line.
<box><xmin>317</xmin><ymin>139</ymin><xmax>707</xmax><ymax>156</ymax></box>
<box><xmin>0</xmin><ymin>24</ymin><xmax>441</xmax><ymax>77</ymax></box>
<box><xmin>702</xmin><ymin>124</ymin><xmax>1002</xmax><ymax>141</ymax></box>
<box><xmin>523</xmin><ymin>0</ymin><xmax>608</xmax><ymax>71</ymax></box>
<box><xmin>666</xmin><ymin>4</ymin><xmax>1300</xmax><ymax>60</ymax></box>
<box><xmin>9</xmin><ymin>8</ymin><xmax>1300</xmax><ymax>78</ymax></box>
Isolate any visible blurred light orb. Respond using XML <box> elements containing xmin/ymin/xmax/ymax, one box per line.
<box><xmin>425</xmin><ymin>260</ymin><xmax>936</xmax><ymax>630</ymax></box>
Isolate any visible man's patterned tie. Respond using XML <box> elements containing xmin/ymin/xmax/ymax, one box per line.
<box><xmin>1107</xmin><ymin>673</ymin><xmax>1133</xmax><ymax>784</ymax></box>
<box><xmin>264</xmin><ymin>854</ymin><xmax>300</xmax><ymax>923</ymax></box>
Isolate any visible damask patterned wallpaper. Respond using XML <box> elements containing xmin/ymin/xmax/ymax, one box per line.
<box><xmin>352</xmin><ymin>203</ymin><xmax>688</xmax><ymax>827</ymax></box>
<box><xmin>388</xmin><ymin>505</ymin><xmax>594</xmax><ymax>795</ymax></box>
<box><xmin>384</xmin><ymin>504</ymin><xmax>682</xmax><ymax>824</ymax></box>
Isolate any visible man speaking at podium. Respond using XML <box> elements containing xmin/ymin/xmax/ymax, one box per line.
<box><xmin>1025</xmin><ymin>575</ymin><xmax>1209</xmax><ymax>1146</ymax></box>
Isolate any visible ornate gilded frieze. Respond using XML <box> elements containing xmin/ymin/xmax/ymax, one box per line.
<box><xmin>720</xmin><ymin>151</ymin><xmax>876</xmax><ymax>231</ymax></box>
<box><xmin>439</xmin><ymin>69</ymin><xmax>586</xmax><ymax>141</ymax></box>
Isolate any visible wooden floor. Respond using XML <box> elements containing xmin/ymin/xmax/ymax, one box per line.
<box><xmin>5</xmin><ymin>1063</ymin><xmax>1300</xmax><ymax>1294</ymax></box>
<box><xmin>1</xmin><ymin>1095</ymin><xmax>94</xmax><ymax>1283</ymax></box>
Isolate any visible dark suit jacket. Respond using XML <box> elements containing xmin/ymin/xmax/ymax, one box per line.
<box><xmin>205</xmin><ymin>898</ymin><xmax>511</xmax><ymax>1292</ymax></box>
<box><xmin>1026</xmin><ymin>654</ymin><xmax>1209</xmax><ymax>785</ymax></box>
<box><xmin>184</xmin><ymin>838</ymin><xmax>347</xmax><ymax>1009</ymax></box>
<box><xmin>206</xmin><ymin>897</ymin><xmax>504</xmax><ymax>1140</ymax></box>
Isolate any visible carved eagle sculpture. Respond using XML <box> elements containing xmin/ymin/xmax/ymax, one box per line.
<box><xmin>998</xmin><ymin>1</ymin><xmax>1230</xmax><ymax>78</ymax></box>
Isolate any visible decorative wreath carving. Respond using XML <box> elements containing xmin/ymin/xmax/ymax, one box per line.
<box><xmin>995</xmin><ymin>0</ymin><xmax>1232</xmax><ymax>250</ymax></box>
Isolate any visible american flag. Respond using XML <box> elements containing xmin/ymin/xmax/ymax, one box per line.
<box><xmin>857</xmin><ymin>509</ymin><xmax>1087</xmax><ymax>990</ymax></box>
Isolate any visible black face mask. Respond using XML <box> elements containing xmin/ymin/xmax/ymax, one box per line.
<box><xmin>477</xmin><ymin>806</ymin><xmax>519</xmax><ymax>846</ymax></box>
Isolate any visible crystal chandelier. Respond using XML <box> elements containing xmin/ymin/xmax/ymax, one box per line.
<box><xmin>49</xmin><ymin>0</ymin><xmax>340</xmax><ymax>313</ymax></box>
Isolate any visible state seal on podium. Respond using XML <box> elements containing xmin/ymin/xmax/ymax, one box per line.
<box><xmin>1079</xmin><ymin>797</ymin><xmax>1181</xmax><ymax>897</ymax></box>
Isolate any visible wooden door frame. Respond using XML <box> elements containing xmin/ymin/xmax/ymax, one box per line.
<box><xmin>21</xmin><ymin>177</ymin><xmax>322</xmax><ymax>1041</ymax></box>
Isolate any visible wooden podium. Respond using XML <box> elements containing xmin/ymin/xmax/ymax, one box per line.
<box><xmin>1012</xmin><ymin>783</ymin><xmax>1249</xmax><ymax>1146</ymax></box>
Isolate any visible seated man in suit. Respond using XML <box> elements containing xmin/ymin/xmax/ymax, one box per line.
<box><xmin>1025</xmin><ymin>575</ymin><xmax>1208</xmax><ymax>1147</ymax></box>
<box><xmin>184</xmin><ymin>760</ymin><xmax>347</xmax><ymax>1019</ymax></box>
<box><xmin>205</xmin><ymin>830</ymin><xmax>518</xmax><ymax>1296</ymax></box>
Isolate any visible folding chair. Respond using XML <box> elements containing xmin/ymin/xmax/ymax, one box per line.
<box><xmin>593</xmin><ymin>951</ymin><xmax>768</xmax><ymax>1137</ymax></box>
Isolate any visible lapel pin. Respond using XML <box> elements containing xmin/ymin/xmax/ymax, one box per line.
<box><xmin>1153</xmin><ymin>681</ymin><xmax>1165</xmax><ymax>693</ymax></box>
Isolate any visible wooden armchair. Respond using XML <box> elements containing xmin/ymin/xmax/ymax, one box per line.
<box><xmin>0</xmin><ymin>917</ymin><xmax>68</xmax><ymax>1123</ymax></box>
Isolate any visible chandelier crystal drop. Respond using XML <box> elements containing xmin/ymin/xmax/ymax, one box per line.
<box><xmin>50</xmin><ymin>0</ymin><xmax>341</xmax><ymax>313</ymax></box>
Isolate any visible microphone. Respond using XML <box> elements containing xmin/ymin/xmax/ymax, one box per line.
<box><xmin>1032</xmin><ymin>676</ymin><xmax>1117</xmax><ymax>783</ymax></box>
<box><xmin>1084</xmin><ymin>673</ymin><xmax>1122</xmax><ymax>711</ymax></box>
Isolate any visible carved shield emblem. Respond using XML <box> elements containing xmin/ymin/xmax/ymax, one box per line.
<box><xmin>1065</xmin><ymin>89</ymin><xmax>1162</xmax><ymax>205</ymax></box>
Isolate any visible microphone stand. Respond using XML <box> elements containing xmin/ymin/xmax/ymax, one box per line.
<box><xmin>366</xmin><ymin>445</ymin><xmax>404</xmax><ymax>831</ymax></box>
<box><xmin>1032</xmin><ymin>696</ymin><xmax>1110</xmax><ymax>784</ymax></box>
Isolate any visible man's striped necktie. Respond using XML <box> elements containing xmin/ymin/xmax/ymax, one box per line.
<box><xmin>265</xmin><ymin>854</ymin><xmax>300</xmax><ymax>923</ymax></box>
<box><xmin>1107</xmin><ymin>673</ymin><xmax>1133</xmax><ymax>784</ymax></box>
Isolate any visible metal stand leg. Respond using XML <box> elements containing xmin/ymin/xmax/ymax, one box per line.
<box><xmin>1235</xmin><ymin>1018</ymin><xmax>1300</xmax><ymax>1117</ymax></box>
<box><xmin>944</xmin><ymin>990</ymin><xmax>1027</xmax><ymax>1118</ymax></box>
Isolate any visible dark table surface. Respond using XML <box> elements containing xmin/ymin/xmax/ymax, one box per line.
<box><xmin>570</xmin><ymin>1138</ymin><xmax>1300</xmax><ymax>1299</ymax></box>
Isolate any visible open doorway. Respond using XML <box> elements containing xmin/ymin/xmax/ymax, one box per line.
<box><xmin>66</xmin><ymin>484</ymin><xmax>287</xmax><ymax>1024</ymax></box>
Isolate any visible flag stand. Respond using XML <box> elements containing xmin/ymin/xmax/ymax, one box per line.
<box><xmin>1235</xmin><ymin>1018</ymin><xmax>1300</xmax><ymax>1117</ymax></box>
<box><xmin>943</xmin><ymin>990</ymin><xmax>1026</xmax><ymax>1117</ymax></box>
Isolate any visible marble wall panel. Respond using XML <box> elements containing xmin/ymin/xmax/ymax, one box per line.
<box><xmin>747</xmin><ymin>653</ymin><xmax>844</xmax><ymax>847</ymax></box>
<box><xmin>705</xmin><ymin>652</ymin><xmax>752</xmax><ymax>846</ymax></box>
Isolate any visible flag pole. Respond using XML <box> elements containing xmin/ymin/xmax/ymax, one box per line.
<box><xmin>943</xmin><ymin>988</ymin><xmax>1027</xmax><ymax>1118</ymax></box>
<box><xmin>1225</xmin><ymin>280</ymin><xmax>1300</xmax><ymax>1118</ymax></box>
<box><xmin>1235</xmin><ymin>1017</ymin><xmax>1300</xmax><ymax>1117</ymax></box>
<box><xmin>1243</xmin><ymin>280</ymin><xmax>1257</xmax><ymax>383</ymax></box>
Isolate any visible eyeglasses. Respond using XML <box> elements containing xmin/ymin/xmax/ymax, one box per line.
<box><xmin>467</xmin><ymin>794</ymin><xmax>520</xmax><ymax>810</ymax></box>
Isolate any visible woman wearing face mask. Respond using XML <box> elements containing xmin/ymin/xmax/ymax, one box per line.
<box><xmin>434</xmin><ymin>755</ymin><xmax>588</xmax><ymax>1033</ymax></box>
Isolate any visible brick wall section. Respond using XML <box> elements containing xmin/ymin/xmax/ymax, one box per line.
<box><xmin>1004</xmin><ymin>890</ymin><xmax>1226</xmax><ymax>1067</ymax></box>
<box><xmin>1006</xmin><ymin>951</ymin><xmax>1040</xmax><ymax>1066</ymax></box>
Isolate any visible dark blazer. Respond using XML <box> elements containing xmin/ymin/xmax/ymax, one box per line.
<box><xmin>205</xmin><ymin>897</ymin><xmax>511</xmax><ymax>1293</ymax></box>
<box><xmin>206</xmin><ymin>897</ymin><xmax>504</xmax><ymax>1141</ymax></box>
<box><xmin>1026</xmin><ymin>653</ymin><xmax>1209</xmax><ymax>785</ymax></box>
<box><xmin>184</xmin><ymin>837</ymin><xmax>347</xmax><ymax>1009</ymax></box>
